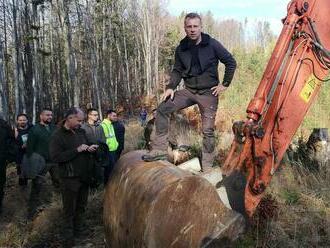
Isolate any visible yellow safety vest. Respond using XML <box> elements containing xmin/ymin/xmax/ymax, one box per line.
<box><xmin>101</xmin><ymin>119</ymin><xmax>119</xmax><ymax>152</ymax></box>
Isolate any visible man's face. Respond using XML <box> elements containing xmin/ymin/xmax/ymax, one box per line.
<box><xmin>67</xmin><ymin>112</ymin><xmax>84</xmax><ymax>129</ymax></box>
<box><xmin>88</xmin><ymin>110</ymin><xmax>99</xmax><ymax>123</ymax></box>
<box><xmin>109</xmin><ymin>112</ymin><xmax>118</xmax><ymax>122</ymax></box>
<box><xmin>17</xmin><ymin>116</ymin><xmax>28</xmax><ymax>128</ymax></box>
<box><xmin>40</xmin><ymin>110</ymin><xmax>53</xmax><ymax>124</ymax></box>
<box><xmin>184</xmin><ymin>17</ymin><xmax>202</xmax><ymax>42</ymax></box>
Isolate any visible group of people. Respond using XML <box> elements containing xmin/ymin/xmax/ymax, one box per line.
<box><xmin>0</xmin><ymin>107</ymin><xmax>125</xmax><ymax>246</ymax></box>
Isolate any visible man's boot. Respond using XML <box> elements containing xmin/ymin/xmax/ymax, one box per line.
<box><xmin>142</xmin><ymin>149</ymin><xmax>168</xmax><ymax>162</ymax></box>
<box><xmin>142</xmin><ymin>134</ymin><xmax>168</xmax><ymax>162</ymax></box>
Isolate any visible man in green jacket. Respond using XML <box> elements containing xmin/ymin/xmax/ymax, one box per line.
<box><xmin>50</xmin><ymin>107</ymin><xmax>98</xmax><ymax>246</ymax></box>
<box><xmin>101</xmin><ymin>109</ymin><xmax>119</xmax><ymax>184</ymax></box>
<box><xmin>26</xmin><ymin>108</ymin><xmax>60</xmax><ymax>219</ymax></box>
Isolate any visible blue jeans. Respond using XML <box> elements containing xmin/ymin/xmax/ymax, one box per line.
<box><xmin>104</xmin><ymin>151</ymin><xmax>117</xmax><ymax>185</ymax></box>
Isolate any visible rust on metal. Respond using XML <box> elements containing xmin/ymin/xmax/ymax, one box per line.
<box><xmin>104</xmin><ymin>151</ymin><xmax>245</xmax><ymax>248</ymax></box>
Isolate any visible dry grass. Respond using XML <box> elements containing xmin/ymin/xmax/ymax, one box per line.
<box><xmin>0</xmin><ymin>165</ymin><xmax>104</xmax><ymax>248</ymax></box>
<box><xmin>1</xmin><ymin>121</ymin><xmax>329</xmax><ymax>247</ymax></box>
<box><xmin>122</xmin><ymin>120</ymin><xmax>145</xmax><ymax>152</ymax></box>
<box><xmin>232</xmin><ymin>153</ymin><xmax>330</xmax><ymax>247</ymax></box>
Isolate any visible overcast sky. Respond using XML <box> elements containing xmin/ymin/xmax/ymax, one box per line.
<box><xmin>167</xmin><ymin>0</ymin><xmax>290</xmax><ymax>34</ymax></box>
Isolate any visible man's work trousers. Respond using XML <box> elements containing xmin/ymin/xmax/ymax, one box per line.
<box><xmin>27</xmin><ymin>162</ymin><xmax>60</xmax><ymax>219</ymax></box>
<box><xmin>60</xmin><ymin>178</ymin><xmax>89</xmax><ymax>239</ymax></box>
<box><xmin>104</xmin><ymin>151</ymin><xmax>116</xmax><ymax>185</ymax></box>
<box><xmin>152</xmin><ymin>88</ymin><xmax>218</xmax><ymax>153</ymax></box>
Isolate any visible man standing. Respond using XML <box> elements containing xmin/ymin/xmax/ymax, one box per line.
<box><xmin>49</xmin><ymin>107</ymin><xmax>98</xmax><ymax>245</ymax></box>
<box><xmin>15</xmin><ymin>113</ymin><xmax>32</xmax><ymax>186</ymax></box>
<box><xmin>26</xmin><ymin>108</ymin><xmax>59</xmax><ymax>186</ymax></box>
<box><xmin>107</xmin><ymin>110</ymin><xmax>125</xmax><ymax>160</ymax></box>
<box><xmin>26</xmin><ymin>108</ymin><xmax>59</xmax><ymax>218</ymax></box>
<box><xmin>101</xmin><ymin>110</ymin><xmax>119</xmax><ymax>184</ymax></box>
<box><xmin>81</xmin><ymin>108</ymin><xmax>106</xmax><ymax>144</ymax></box>
<box><xmin>81</xmin><ymin>108</ymin><xmax>106</xmax><ymax>187</ymax></box>
<box><xmin>143</xmin><ymin>13</ymin><xmax>236</xmax><ymax>169</ymax></box>
<box><xmin>0</xmin><ymin>116</ymin><xmax>16</xmax><ymax>214</ymax></box>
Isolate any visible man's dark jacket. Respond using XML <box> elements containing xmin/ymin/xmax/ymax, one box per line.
<box><xmin>81</xmin><ymin>122</ymin><xmax>106</xmax><ymax>144</ymax></box>
<box><xmin>113</xmin><ymin>121</ymin><xmax>125</xmax><ymax>155</ymax></box>
<box><xmin>0</xmin><ymin>119</ymin><xmax>16</xmax><ymax>162</ymax></box>
<box><xmin>26</xmin><ymin>123</ymin><xmax>56</xmax><ymax>161</ymax></box>
<box><xmin>166</xmin><ymin>33</ymin><xmax>236</xmax><ymax>93</ymax></box>
<box><xmin>49</xmin><ymin>126</ymin><xmax>94</xmax><ymax>184</ymax></box>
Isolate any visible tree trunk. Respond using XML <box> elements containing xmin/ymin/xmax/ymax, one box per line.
<box><xmin>0</xmin><ymin>32</ymin><xmax>8</xmax><ymax>118</ymax></box>
<box><xmin>63</xmin><ymin>0</ymin><xmax>78</xmax><ymax>107</ymax></box>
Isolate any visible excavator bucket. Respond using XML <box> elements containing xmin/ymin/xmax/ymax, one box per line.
<box><xmin>104</xmin><ymin>151</ymin><xmax>246</xmax><ymax>248</ymax></box>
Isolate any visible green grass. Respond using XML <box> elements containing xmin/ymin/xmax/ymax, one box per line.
<box><xmin>281</xmin><ymin>189</ymin><xmax>300</xmax><ymax>205</ymax></box>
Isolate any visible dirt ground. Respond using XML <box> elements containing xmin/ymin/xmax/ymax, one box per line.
<box><xmin>0</xmin><ymin>165</ymin><xmax>105</xmax><ymax>248</ymax></box>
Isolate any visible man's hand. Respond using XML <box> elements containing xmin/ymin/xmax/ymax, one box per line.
<box><xmin>161</xmin><ymin>89</ymin><xmax>175</xmax><ymax>101</ymax></box>
<box><xmin>77</xmin><ymin>144</ymin><xmax>89</xmax><ymax>153</ymax></box>
<box><xmin>211</xmin><ymin>84</ymin><xmax>228</xmax><ymax>96</ymax></box>
<box><xmin>87</xmin><ymin>144</ymin><xmax>99</xmax><ymax>153</ymax></box>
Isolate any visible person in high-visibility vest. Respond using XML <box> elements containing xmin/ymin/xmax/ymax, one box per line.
<box><xmin>101</xmin><ymin>110</ymin><xmax>119</xmax><ymax>184</ymax></box>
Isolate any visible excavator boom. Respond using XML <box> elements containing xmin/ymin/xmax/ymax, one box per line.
<box><xmin>223</xmin><ymin>0</ymin><xmax>330</xmax><ymax>217</ymax></box>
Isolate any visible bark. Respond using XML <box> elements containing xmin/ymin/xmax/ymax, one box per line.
<box><xmin>0</xmin><ymin>34</ymin><xmax>8</xmax><ymax>118</ymax></box>
<box><xmin>63</xmin><ymin>0</ymin><xmax>78</xmax><ymax>106</ymax></box>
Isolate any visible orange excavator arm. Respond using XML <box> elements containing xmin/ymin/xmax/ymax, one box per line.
<box><xmin>222</xmin><ymin>0</ymin><xmax>330</xmax><ymax>217</ymax></box>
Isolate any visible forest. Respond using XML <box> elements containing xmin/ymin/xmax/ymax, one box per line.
<box><xmin>0</xmin><ymin>0</ymin><xmax>280</xmax><ymax>122</ymax></box>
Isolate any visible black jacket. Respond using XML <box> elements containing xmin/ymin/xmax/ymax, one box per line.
<box><xmin>112</xmin><ymin>121</ymin><xmax>125</xmax><ymax>152</ymax></box>
<box><xmin>49</xmin><ymin>126</ymin><xmax>94</xmax><ymax>183</ymax></box>
<box><xmin>0</xmin><ymin>119</ymin><xmax>17</xmax><ymax>162</ymax></box>
<box><xmin>166</xmin><ymin>33</ymin><xmax>236</xmax><ymax>93</ymax></box>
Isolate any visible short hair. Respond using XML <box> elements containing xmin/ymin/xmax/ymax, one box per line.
<box><xmin>40</xmin><ymin>108</ymin><xmax>52</xmax><ymax>114</ymax></box>
<box><xmin>106</xmin><ymin>109</ymin><xmax>116</xmax><ymax>116</ymax></box>
<box><xmin>17</xmin><ymin>113</ymin><xmax>28</xmax><ymax>120</ymax></box>
<box><xmin>64</xmin><ymin>107</ymin><xmax>83</xmax><ymax>119</ymax></box>
<box><xmin>87</xmin><ymin>108</ymin><xmax>98</xmax><ymax>115</ymax></box>
<box><xmin>184</xmin><ymin>12</ymin><xmax>202</xmax><ymax>23</ymax></box>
